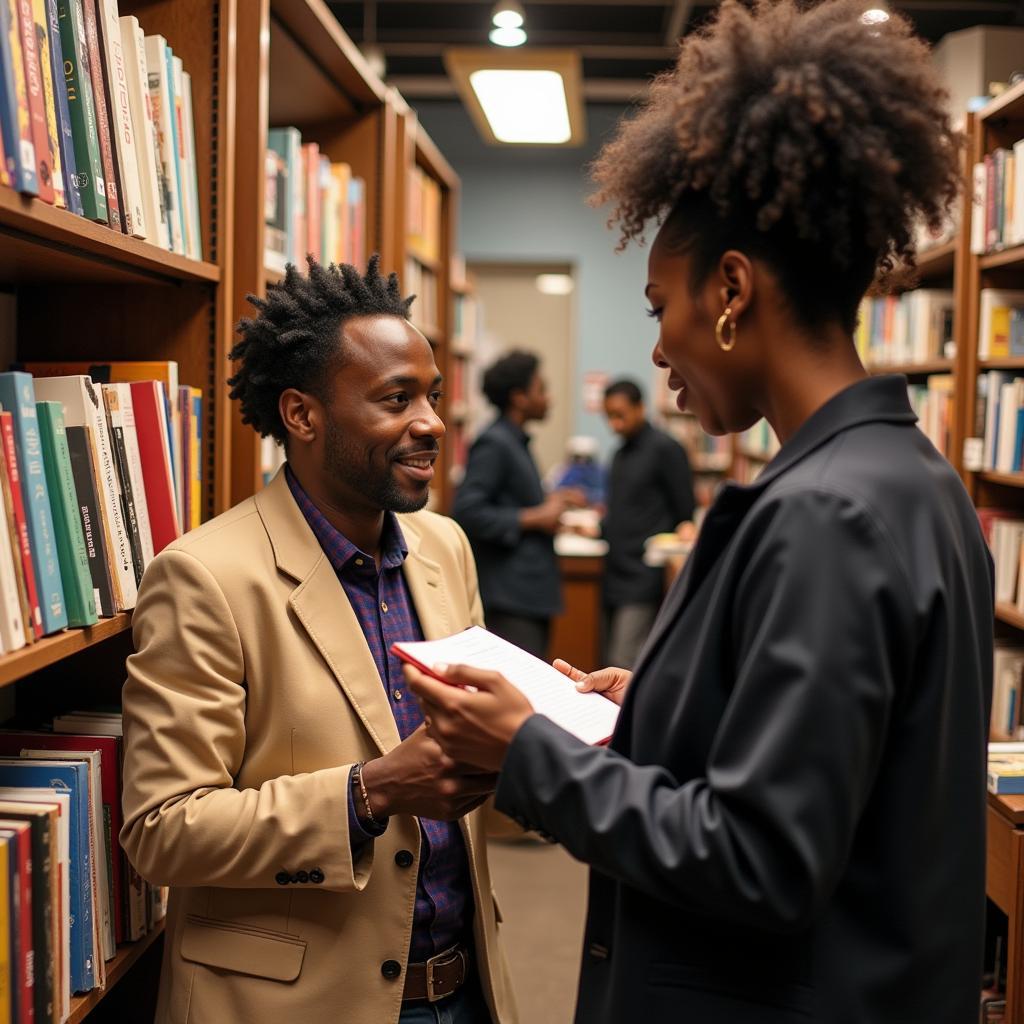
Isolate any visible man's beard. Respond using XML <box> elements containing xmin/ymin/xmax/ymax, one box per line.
<box><xmin>324</xmin><ymin>419</ymin><xmax>433</xmax><ymax>514</ymax></box>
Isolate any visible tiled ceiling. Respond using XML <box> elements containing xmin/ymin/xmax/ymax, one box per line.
<box><xmin>328</xmin><ymin>1</ymin><xmax>1024</xmax><ymax>103</ymax></box>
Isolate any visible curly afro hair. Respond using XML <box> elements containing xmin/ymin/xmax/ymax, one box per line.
<box><xmin>589</xmin><ymin>0</ymin><xmax>962</xmax><ymax>332</ymax></box>
<box><xmin>228</xmin><ymin>254</ymin><xmax>414</xmax><ymax>444</ymax></box>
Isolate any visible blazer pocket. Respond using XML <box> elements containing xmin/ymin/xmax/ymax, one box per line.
<box><xmin>181</xmin><ymin>914</ymin><xmax>307</xmax><ymax>982</ymax></box>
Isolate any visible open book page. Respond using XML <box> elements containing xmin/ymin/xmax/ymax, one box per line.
<box><xmin>393</xmin><ymin>626</ymin><xmax>620</xmax><ymax>745</ymax></box>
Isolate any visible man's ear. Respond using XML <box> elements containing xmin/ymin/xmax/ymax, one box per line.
<box><xmin>279</xmin><ymin>388</ymin><xmax>322</xmax><ymax>447</ymax></box>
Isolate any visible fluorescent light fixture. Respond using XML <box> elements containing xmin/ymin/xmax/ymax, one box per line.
<box><xmin>861</xmin><ymin>7</ymin><xmax>890</xmax><ymax>24</ymax></box>
<box><xmin>469</xmin><ymin>70</ymin><xmax>569</xmax><ymax>142</ymax></box>
<box><xmin>492</xmin><ymin>0</ymin><xmax>525</xmax><ymax>29</ymax></box>
<box><xmin>536</xmin><ymin>273</ymin><xmax>574</xmax><ymax>295</ymax></box>
<box><xmin>488</xmin><ymin>26</ymin><xmax>527</xmax><ymax>47</ymax></box>
<box><xmin>445</xmin><ymin>48</ymin><xmax>586</xmax><ymax>147</ymax></box>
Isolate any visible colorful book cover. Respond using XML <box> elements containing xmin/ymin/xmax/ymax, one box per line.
<box><xmin>127</xmin><ymin>380</ymin><xmax>179</xmax><ymax>553</ymax></box>
<box><xmin>15</xmin><ymin>0</ymin><xmax>54</xmax><ymax>201</ymax></box>
<box><xmin>190</xmin><ymin>386</ymin><xmax>201</xmax><ymax>531</ymax></box>
<box><xmin>37</xmin><ymin>401</ymin><xmax>97</xmax><ymax>626</ymax></box>
<box><xmin>0</xmin><ymin>411</ymin><xmax>41</xmax><ymax>639</ymax></box>
<box><xmin>31</xmin><ymin>0</ymin><xmax>65</xmax><ymax>209</ymax></box>
<box><xmin>0</xmin><ymin>443</ymin><xmax>26</xmax><ymax>654</ymax></box>
<box><xmin>44</xmin><ymin>0</ymin><xmax>81</xmax><ymax>215</ymax></box>
<box><xmin>267</xmin><ymin>126</ymin><xmax>300</xmax><ymax>267</ymax></box>
<box><xmin>0</xmin><ymin>760</ymin><xmax>94</xmax><ymax>993</ymax></box>
<box><xmin>0</xmin><ymin>820</ymin><xmax>32</xmax><ymax>1022</ymax></box>
<box><xmin>0</xmin><ymin>0</ymin><xmax>38</xmax><ymax>193</ymax></box>
<box><xmin>0</xmin><ymin>420</ymin><xmax>34</xmax><ymax>647</ymax></box>
<box><xmin>57</xmin><ymin>0</ymin><xmax>106</xmax><ymax>222</ymax></box>
<box><xmin>65</xmin><ymin>424</ymin><xmax>115</xmax><ymax>617</ymax></box>
<box><xmin>164</xmin><ymin>44</ymin><xmax>186</xmax><ymax>255</ymax></box>
<box><xmin>144</xmin><ymin>33</ymin><xmax>180</xmax><ymax>253</ymax></box>
<box><xmin>0</xmin><ymin>374</ymin><xmax>67</xmax><ymax>635</ymax></box>
<box><xmin>111</xmin><ymin>383</ymin><xmax>152</xmax><ymax>568</ymax></box>
<box><xmin>79</xmin><ymin>0</ymin><xmax>120</xmax><ymax>231</ymax></box>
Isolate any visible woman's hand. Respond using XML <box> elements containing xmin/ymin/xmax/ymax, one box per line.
<box><xmin>403</xmin><ymin>663</ymin><xmax>535</xmax><ymax>772</ymax></box>
<box><xmin>553</xmin><ymin>660</ymin><xmax>632</xmax><ymax>707</ymax></box>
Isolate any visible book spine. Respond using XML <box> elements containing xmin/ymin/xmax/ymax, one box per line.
<box><xmin>0</xmin><ymin>412</ymin><xmax>41</xmax><ymax>638</ymax></box>
<box><xmin>12</xmin><ymin>829</ymin><xmax>32</xmax><ymax>1023</ymax></box>
<box><xmin>0</xmin><ymin>438</ymin><xmax>26</xmax><ymax>651</ymax></box>
<box><xmin>0</xmin><ymin>376</ymin><xmax>66</xmax><ymax>634</ymax></box>
<box><xmin>43</xmin><ymin>0</ymin><xmax>81</xmax><ymax>215</ymax></box>
<box><xmin>65</xmin><ymin>424</ymin><xmax>114</xmax><ymax>617</ymax></box>
<box><xmin>36</xmin><ymin>402</ymin><xmax>97</xmax><ymax>626</ymax></box>
<box><xmin>180</xmin><ymin>70</ymin><xmax>201</xmax><ymax>260</ymax></box>
<box><xmin>164</xmin><ymin>46</ymin><xmax>186</xmax><ymax>255</ymax></box>
<box><xmin>115</xmin><ymin>384</ymin><xmax>152</xmax><ymax>565</ymax></box>
<box><xmin>128</xmin><ymin>381</ymin><xmax>178</xmax><ymax>552</ymax></box>
<box><xmin>30</xmin><ymin>0</ymin><xmax>64</xmax><ymax>209</ymax></box>
<box><xmin>96</xmin><ymin>0</ymin><xmax>144</xmax><ymax>237</ymax></box>
<box><xmin>0</xmin><ymin>839</ymin><xmax>11</xmax><ymax>1024</ymax></box>
<box><xmin>57</xmin><ymin>0</ymin><xmax>105</xmax><ymax>222</ymax></box>
<box><xmin>15</xmin><ymin>0</ymin><xmax>54</xmax><ymax>201</ymax></box>
<box><xmin>190</xmin><ymin>388</ymin><xmax>200</xmax><ymax>531</ymax></box>
<box><xmin>79</xmin><ymin>0</ymin><xmax>120</xmax><ymax>230</ymax></box>
<box><xmin>26</xmin><ymin>818</ymin><xmax>53</xmax><ymax>1024</ymax></box>
<box><xmin>0</xmin><ymin>422</ymin><xmax>34</xmax><ymax>646</ymax></box>
<box><xmin>144</xmin><ymin>34</ymin><xmax>180</xmax><ymax>253</ymax></box>
<box><xmin>101</xmin><ymin>388</ymin><xmax>142</xmax><ymax>587</ymax></box>
<box><xmin>0</xmin><ymin>0</ymin><xmax>37</xmax><ymax>193</ymax></box>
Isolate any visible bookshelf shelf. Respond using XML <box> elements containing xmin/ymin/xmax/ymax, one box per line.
<box><xmin>980</xmin><ymin>245</ymin><xmax>1024</xmax><ymax>272</ymax></box>
<box><xmin>996</xmin><ymin>602</ymin><xmax>1024</xmax><ymax>631</ymax></box>
<box><xmin>980</xmin><ymin>357</ymin><xmax>1024</xmax><ymax>370</ymax></box>
<box><xmin>66</xmin><ymin>921</ymin><xmax>166</xmax><ymax>1024</ymax></box>
<box><xmin>915</xmin><ymin>240</ymin><xmax>957</xmax><ymax>279</ymax></box>
<box><xmin>867</xmin><ymin>359</ymin><xmax>954</xmax><ymax>376</ymax></box>
<box><xmin>0</xmin><ymin>190</ymin><xmax>220</xmax><ymax>287</ymax></box>
<box><xmin>980</xmin><ymin>78</ymin><xmax>1024</xmax><ymax>123</ymax></box>
<box><xmin>0</xmin><ymin>614</ymin><xmax>133</xmax><ymax>691</ymax></box>
<box><xmin>978</xmin><ymin>471</ymin><xmax>1024</xmax><ymax>489</ymax></box>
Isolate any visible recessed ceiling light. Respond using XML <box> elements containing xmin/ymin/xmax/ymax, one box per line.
<box><xmin>492</xmin><ymin>0</ymin><xmax>525</xmax><ymax>29</ymax></box>
<box><xmin>861</xmin><ymin>7</ymin><xmax>890</xmax><ymax>24</ymax></box>
<box><xmin>488</xmin><ymin>25</ymin><xmax>527</xmax><ymax>47</ymax></box>
<box><xmin>536</xmin><ymin>273</ymin><xmax>574</xmax><ymax>295</ymax></box>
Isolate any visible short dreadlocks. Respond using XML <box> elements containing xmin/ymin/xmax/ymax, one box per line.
<box><xmin>228</xmin><ymin>253</ymin><xmax>415</xmax><ymax>443</ymax></box>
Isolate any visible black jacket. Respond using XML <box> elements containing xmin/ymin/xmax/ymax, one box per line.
<box><xmin>495</xmin><ymin>376</ymin><xmax>993</xmax><ymax>1024</ymax></box>
<box><xmin>603</xmin><ymin>421</ymin><xmax>695</xmax><ymax>607</ymax></box>
<box><xmin>452</xmin><ymin>417</ymin><xmax>562</xmax><ymax>618</ymax></box>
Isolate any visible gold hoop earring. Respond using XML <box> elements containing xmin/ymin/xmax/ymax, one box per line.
<box><xmin>715</xmin><ymin>308</ymin><xmax>737</xmax><ymax>352</ymax></box>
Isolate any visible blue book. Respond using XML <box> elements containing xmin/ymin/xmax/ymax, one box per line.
<box><xmin>0</xmin><ymin>373</ymin><xmax>67</xmax><ymax>634</ymax></box>
<box><xmin>0</xmin><ymin>759</ymin><xmax>95</xmax><ymax>992</ymax></box>
<box><xmin>164</xmin><ymin>44</ymin><xmax>187</xmax><ymax>256</ymax></box>
<box><xmin>0</xmin><ymin>0</ymin><xmax>38</xmax><ymax>193</ymax></box>
<box><xmin>44</xmin><ymin>0</ymin><xmax>82</xmax><ymax>216</ymax></box>
<box><xmin>1011</xmin><ymin>310</ymin><xmax>1024</xmax><ymax>358</ymax></box>
<box><xmin>1013</xmin><ymin>408</ymin><xmax>1024</xmax><ymax>473</ymax></box>
<box><xmin>267</xmin><ymin>127</ymin><xmax>301</xmax><ymax>264</ymax></box>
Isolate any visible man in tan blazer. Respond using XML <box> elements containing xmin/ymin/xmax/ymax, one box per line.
<box><xmin>120</xmin><ymin>256</ymin><xmax>517</xmax><ymax>1024</ymax></box>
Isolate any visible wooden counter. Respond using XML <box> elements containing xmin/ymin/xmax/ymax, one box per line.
<box><xmin>988</xmin><ymin>792</ymin><xmax>1024</xmax><ymax>1020</ymax></box>
<box><xmin>549</xmin><ymin>555</ymin><xmax>604</xmax><ymax>673</ymax></box>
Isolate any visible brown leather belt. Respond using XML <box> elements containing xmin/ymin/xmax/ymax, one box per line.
<box><xmin>402</xmin><ymin>942</ymin><xmax>470</xmax><ymax>1003</ymax></box>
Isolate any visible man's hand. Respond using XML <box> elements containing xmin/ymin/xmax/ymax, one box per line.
<box><xmin>403</xmin><ymin>663</ymin><xmax>535</xmax><ymax>772</ymax></box>
<box><xmin>553</xmin><ymin>660</ymin><xmax>632</xmax><ymax>707</ymax></box>
<box><xmin>360</xmin><ymin>724</ymin><xmax>498</xmax><ymax>822</ymax></box>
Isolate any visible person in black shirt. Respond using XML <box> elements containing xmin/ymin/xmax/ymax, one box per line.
<box><xmin>452</xmin><ymin>351</ymin><xmax>585</xmax><ymax>658</ymax></box>
<box><xmin>601</xmin><ymin>379</ymin><xmax>695</xmax><ymax>667</ymax></box>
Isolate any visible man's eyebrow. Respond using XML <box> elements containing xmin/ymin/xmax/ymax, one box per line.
<box><xmin>376</xmin><ymin>374</ymin><xmax>444</xmax><ymax>388</ymax></box>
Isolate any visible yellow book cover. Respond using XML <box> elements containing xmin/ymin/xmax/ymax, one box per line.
<box><xmin>30</xmin><ymin>0</ymin><xmax>65</xmax><ymax>209</ymax></box>
<box><xmin>0</xmin><ymin>837</ymin><xmax>10</xmax><ymax>1024</ymax></box>
<box><xmin>329</xmin><ymin>163</ymin><xmax>351</xmax><ymax>264</ymax></box>
<box><xmin>992</xmin><ymin>306</ymin><xmax>1012</xmax><ymax>358</ymax></box>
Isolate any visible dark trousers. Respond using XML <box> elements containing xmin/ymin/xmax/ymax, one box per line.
<box><xmin>486</xmin><ymin>610</ymin><xmax>551</xmax><ymax>660</ymax></box>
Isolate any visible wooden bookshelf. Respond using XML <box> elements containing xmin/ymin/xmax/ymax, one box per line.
<box><xmin>867</xmin><ymin>359</ymin><xmax>954</xmax><ymax>376</ymax></box>
<box><xmin>997</xmin><ymin>603</ymin><xmax>1024</xmax><ymax>631</ymax></box>
<box><xmin>981</xmin><ymin>245</ymin><xmax>1024</xmax><ymax>272</ymax></box>
<box><xmin>916</xmin><ymin>239</ymin><xmax>958</xmax><ymax>279</ymax></box>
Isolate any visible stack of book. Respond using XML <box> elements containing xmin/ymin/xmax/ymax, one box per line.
<box><xmin>988</xmin><ymin>742</ymin><xmax>1024</xmax><ymax>794</ymax></box>
<box><xmin>0</xmin><ymin>0</ymin><xmax>204</xmax><ymax>260</ymax></box>
<box><xmin>907</xmin><ymin>375</ymin><xmax>954</xmax><ymax>458</ymax></box>
<box><xmin>0</xmin><ymin>711</ymin><xmax>166</xmax><ymax>1021</ymax></box>
<box><xmin>970</xmin><ymin>137</ymin><xmax>1024</xmax><ymax>255</ymax></box>
<box><xmin>0</xmin><ymin>362</ymin><xmax>200</xmax><ymax>648</ymax></box>
<box><xmin>264</xmin><ymin>127</ymin><xmax>366</xmax><ymax>274</ymax></box>
<box><xmin>854</xmin><ymin>291</ymin><xmax>955</xmax><ymax>367</ymax></box>
<box><xmin>978</xmin><ymin>289</ymin><xmax>1024</xmax><ymax>360</ymax></box>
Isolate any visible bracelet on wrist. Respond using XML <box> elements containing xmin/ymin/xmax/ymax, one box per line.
<box><xmin>352</xmin><ymin>761</ymin><xmax>384</xmax><ymax>830</ymax></box>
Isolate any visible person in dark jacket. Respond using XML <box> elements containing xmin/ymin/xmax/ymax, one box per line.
<box><xmin>602</xmin><ymin>378</ymin><xmax>695</xmax><ymax>667</ymax></box>
<box><xmin>406</xmin><ymin>3</ymin><xmax>993</xmax><ymax>1023</ymax></box>
<box><xmin>452</xmin><ymin>351</ymin><xmax>584</xmax><ymax>658</ymax></box>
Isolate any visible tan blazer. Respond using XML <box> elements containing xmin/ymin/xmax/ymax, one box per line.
<box><xmin>120</xmin><ymin>469</ymin><xmax>517</xmax><ymax>1024</ymax></box>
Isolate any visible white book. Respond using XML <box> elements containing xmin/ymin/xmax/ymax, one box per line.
<box><xmin>120</xmin><ymin>15</ymin><xmax>167</xmax><ymax>250</ymax></box>
<box><xmin>971</xmin><ymin>162</ymin><xmax>987</xmax><ymax>256</ymax></box>
<box><xmin>171</xmin><ymin>56</ymin><xmax>192</xmax><ymax>259</ymax></box>
<box><xmin>144</xmin><ymin>35</ymin><xmax>183</xmax><ymax>255</ymax></box>
<box><xmin>181</xmin><ymin>71</ymin><xmax>203</xmax><ymax>261</ymax></box>
<box><xmin>96</xmin><ymin>0</ymin><xmax>146</xmax><ymax>239</ymax></box>
<box><xmin>0</xmin><ymin>498</ymin><xmax>24</xmax><ymax>654</ymax></box>
<box><xmin>113</xmin><ymin>383</ymin><xmax>154</xmax><ymax>568</ymax></box>
<box><xmin>33</xmin><ymin>377</ymin><xmax>138</xmax><ymax>611</ymax></box>
<box><xmin>1014</xmin><ymin>139</ymin><xmax>1024</xmax><ymax>247</ymax></box>
<box><xmin>997</xmin><ymin>380</ymin><xmax>1020</xmax><ymax>473</ymax></box>
<box><xmin>985</xmin><ymin>371</ymin><xmax>1008</xmax><ymax>469</ymax></box>
<box><xmin>393</xmin><ymin>627</ymin><xmax>621</xmax><ymax>745</ymax></box>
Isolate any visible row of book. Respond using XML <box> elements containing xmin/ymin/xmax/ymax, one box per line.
<box><xmin>854</xmin><ymin>291</ymin><xmax>955</xmax><ymax>367</ymax></box>
<box><xmin>264</xmin><ymin>128</ymin><xmax>366</xmax><ymax>275</ymax></box>
<box><xmin>983</xmin><ymin>508</ymin><xmax>1024</xmax><ymax>619</ymax></box>
<box><xmin>976</xmin><ymin>371</ymin><xmax>1024</xmax><ymax>473</ymax></box>
<box><xmin>0</xmin><ymin>712</ymin><xmax>164</xmax><ymax>1022</ymax></box>
<box><xmin>970</xmin><ymin>138</ymin><xmax>1024</xmax><ymax>256</ymax></box>
<box><xmin>406</xmin><ymin>163</ymin><xmax>442</xmax><ymax>267</ymax></box>
<box><xmin>907</xmin><ymin>375</ymin><xmax>954</xmax><ymax>460</ymax></box>
<box><xmin>0</xmin><ymin>0</ymin><xmax>203</xmax><ymax>260</ymax></box>
<box><xmin>0</xmin><ymin>363</ymin><xmax>200</xmax><ymax>649</ymax></box>
<box><xmin>978</xmin><ymin>289</ymin><xmax>1024</xmax><ymax>360</ymax></box>
<box><xmin>404</xmin><ymin>257</ymin><xmax>439</xmax><ymax>333</ymax></box>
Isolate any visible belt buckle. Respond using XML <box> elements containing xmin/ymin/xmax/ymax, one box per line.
<box><xmin>425</xmin><ymin>945</ymin><xmax>460</xmax><ymax>1004</ymax></box>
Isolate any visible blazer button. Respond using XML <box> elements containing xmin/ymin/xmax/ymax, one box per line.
<box><xmin>395</xmin><ymin>850</ymin><xmax>414</xmax><ymax>868</ymax></box>
<box><xmin>381</xmin><ymin>960</ymin><xmax>402</xmax><ymax>980</ymax></box>
<box><xmin>275</xmin><ymin>871</ymin><xmax>290</xmax><ymax>886</ymax></box>
<box><xmin>309</xmin><ymin>868</ymin><xmax>324</xmax><ymax>884</ymax></box>
<box><xmin>295</xmin><ymin>870</ymin><xmax>309</xmax><ymax>884</ymax></box>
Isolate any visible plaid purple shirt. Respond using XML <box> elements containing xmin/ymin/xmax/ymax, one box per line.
<box><xmin>286</xmin><ymin>467</ymin><xmax>471</xmax><ymax>961</ymax></box>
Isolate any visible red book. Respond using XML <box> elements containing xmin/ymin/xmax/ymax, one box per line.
<box><xmin>0</xmin><ymin>412</ymin><xmax>42</xmax><ymax>640</ymax></box>
<box><xmin>0</xmin><ymin>733</ymin><xmax>125</xmax><ymax>947</ymax></box>
<box><xmin>0</xmin><ymin>819</ymin><xmax>34</xmax><ymax>1023</ymax></box>
<box><xmin>129</xmin><ymin>381</ymin><xmax>180</xmax><ymax>553</ymax></box>
<box><xmin>14</xmin><ymin>0</ymin><xmax>54</xmax><ymax>204</ymax></box>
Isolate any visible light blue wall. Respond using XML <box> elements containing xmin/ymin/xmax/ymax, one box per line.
<box><xmin>414</xmin><ymin>102</ymin><xmax>656</xmax><ymax>451</ymax></box>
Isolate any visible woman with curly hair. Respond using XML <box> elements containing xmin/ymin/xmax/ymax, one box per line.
<box><xmin>405</xmin><ymin>2</ymin><xmax>992</xmax><ymax>1021</ymax></box>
